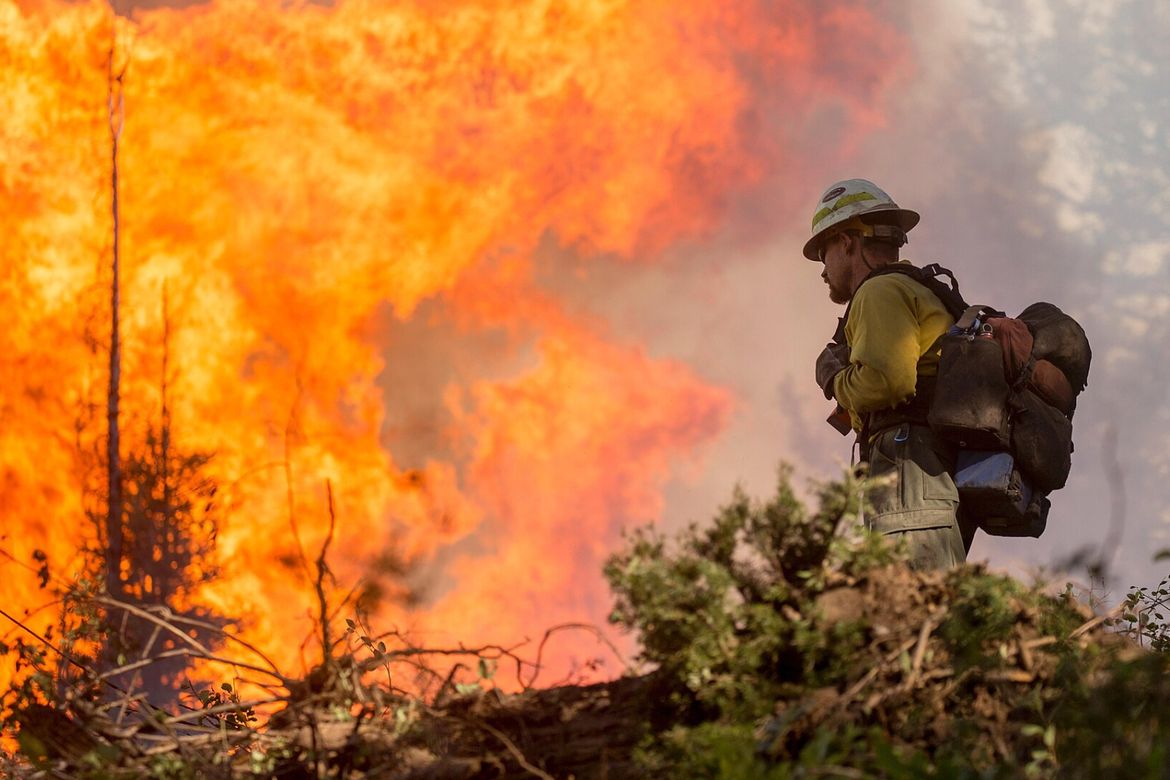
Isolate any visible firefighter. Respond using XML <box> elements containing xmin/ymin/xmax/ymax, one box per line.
<box><xmin>807</xmin><ymin>178</ymin><xmax>971</xmax><ymax>569</ymax></box>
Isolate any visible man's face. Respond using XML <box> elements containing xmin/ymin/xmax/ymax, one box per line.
<box><xmin>818</xmin><ymin>232</ymin><xmax>852</xmax><ymax>305</ymax></box>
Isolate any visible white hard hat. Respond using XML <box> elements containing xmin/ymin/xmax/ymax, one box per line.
<box><xmin>803</xmin><ymin>178</ymin><xmax>920</xmax><ymax>260</ymax></box>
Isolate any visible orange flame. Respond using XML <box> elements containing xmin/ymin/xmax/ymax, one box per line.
<box><xmin>0</xmin><ymin>0</ymin><xmax>907</xmax><ymax>688</ymax></box>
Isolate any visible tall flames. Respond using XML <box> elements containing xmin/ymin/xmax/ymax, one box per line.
<box><xmin>0</xmin><ymin>0</ymin><xmax>906</xmax><ymax>686</ymax></box>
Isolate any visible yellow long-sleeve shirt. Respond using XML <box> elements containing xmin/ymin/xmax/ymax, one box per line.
<box><xmin>832</xmin><ymin>265</ymin><xmax>954</xmax><ymax>430</ymax></box>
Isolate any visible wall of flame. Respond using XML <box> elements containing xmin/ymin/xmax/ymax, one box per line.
<box><xmin>0</xmin><ymin>0</ymin><xmax>906</xmax><ymax>685</ymax></box>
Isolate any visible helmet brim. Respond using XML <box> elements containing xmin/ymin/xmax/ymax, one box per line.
<box><xmin>802</xmin><ymin>206</ymin><xmax>921</xmax><ymax>261</ymax></box>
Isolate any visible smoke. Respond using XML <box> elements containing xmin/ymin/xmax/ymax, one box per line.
<box><xmin>637</xmin><ymin>0</ymin><xmax>1170</xmax><ymax>592</ymax></box>
<box><xmin>867</xmin><ymin>0</ymin><xmax>1170</xmax><ymax>587</ymax></box>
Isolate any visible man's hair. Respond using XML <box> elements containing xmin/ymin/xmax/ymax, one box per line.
<box><xmin>861</xmin><ymin>237</ymin><xmax>900</xmax><ymax>263</ymax></box>
<box><xmin>841</xmin><ymin>230</ymin><xmax>901</xmax><ymax>264</ymax></box>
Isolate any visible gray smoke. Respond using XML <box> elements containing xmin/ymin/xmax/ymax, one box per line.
<box><xmin>541</xmin><ymin>0</ymin><xmax>1170</xmax><ymax>595</ymax></box>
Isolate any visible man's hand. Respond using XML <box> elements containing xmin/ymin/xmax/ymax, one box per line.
<box><xmin>815</xmin><ymin>342</ymin><xmax>851</xmax><ymax>400</ymax></box>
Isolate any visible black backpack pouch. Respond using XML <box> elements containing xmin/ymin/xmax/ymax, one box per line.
<box><xmin>928</xmin><ymin>333</ymin><xmax>1011</xmax><ymax>450</ymax></box>
<box><xmin>1009</xmin><ymin>388</ymin><xmax>1073</xmax><ymax>492</ymax></box>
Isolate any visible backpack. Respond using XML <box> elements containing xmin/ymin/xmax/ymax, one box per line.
<box><xmin>854</xmin><ymin>264</ymin><xmax>1091</xmax><ymax>538</ymax></box>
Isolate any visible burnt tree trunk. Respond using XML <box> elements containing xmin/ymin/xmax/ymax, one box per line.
<box><xmin>105</xmin><ymin>26</ymin><xmax>126</xmax><ymax>600</ymax></box>
<box><xmin>385</xmin><ymin>673</ymin><xmax>668</xmax><ymax>780</ymax></box>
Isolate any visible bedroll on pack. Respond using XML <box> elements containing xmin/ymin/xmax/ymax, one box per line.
<box><xmin>928</xmin><ymin>299</ymin><xmax>1090</xmax><ymax>537</ymax></box>
<box><xmin>1018</xmin><ymin>302</ymin><xmax>1092</xmax><ymax>394</ymax></box>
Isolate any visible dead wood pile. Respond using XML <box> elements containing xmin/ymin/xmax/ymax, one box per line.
<box><xmin>3</xmin><ymin>564</ymin><xmax>1158</xmax><ymax>778</ymax></box>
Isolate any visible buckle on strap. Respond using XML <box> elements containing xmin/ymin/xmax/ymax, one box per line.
<box><xmin>920</xmin><ymin>262</ymin><xmax>962</xmax><ymax>298</ymax></box>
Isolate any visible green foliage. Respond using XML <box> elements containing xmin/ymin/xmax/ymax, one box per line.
<box><xmin>606</xmin><ymin>466</ymin><xmax>1170</xmax><ymax>778</ymax></box>
<box><xmin>635</xmin><ymin>722</ymin><xmax>783</xmax><ymax>779</ymax></box>
<box><xmin>183</xmin><ymin>680</ymin><xmax>257</xmax><ymax>731</ymax></box>
<box><xmin>1118</xmin><ymin>574</ymin><xmax>1170</xmax><ymax>652</ymax></box>
<box><xmin>605</xmin><ymin>467</ymin><xmax>873</xmax><ymax>722</ymax></box>
<box><xmin>644</xmin><ymin>720</ymin><xmax>1010</xmax><ymax>780</ymax></box>
<box><xmin>1</xmin><ymin>575</ymin><xmax>106</xmax><ymax>734</ymax></box>
<box><xmin>937</xmin><ymin>569</ymin><xmax>1026</xmax><ymax>669</ymax></box>
<box><xmin>1045</xmin><ymin>652</ymin><xmax>1170</xmax><ymax>778</ymax></box>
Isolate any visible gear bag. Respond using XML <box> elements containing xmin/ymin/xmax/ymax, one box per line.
<box><xmin>929</xmin><ymin>297</ymin><xmax>1089</xmax><ymax>537</ymax></box>
<box><xmin>953</xmin><ymin>451</ymin><xmax>1050</xmax><ymax>538</ymax></box>
<box><xmin>928</xmin><ymin>308</ymin><xmax>1013</xmax><ymax>451</ymax></box>
<box><xmin>844</xmin><ymin>264</ymin><xmax>1090</xmax><ymax>538</ymax></box>
<box><xmin>1018</xmin><ymin>302</ymin><xmax>1091</xmax><ymax>393</ymax></box>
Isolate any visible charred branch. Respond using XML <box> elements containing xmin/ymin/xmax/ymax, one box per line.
<box><xmin>104</xmin><ymin>9</ymin><xmax>127</xmax><ymax>602</ymax></box>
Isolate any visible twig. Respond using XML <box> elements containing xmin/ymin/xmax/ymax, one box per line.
<box><xmin>903</xmin><ymin>609</ymin><xmax>945</xmax><ymax>691</ymax></box>
<box><xmin>353</xmin><ymin>640</ymin><xmax>530</xmax><ymax>683</ymax></box>
<box><xmin>327</xmin><ymin>578</ymin><xmax>367</xmax><ymax>627</ymax></box>
<box><xmin>94</xmin><ymin>596</ymin><xmax>212</xmax><ymax>655</ymax></box>
<box><xmin>116</xmin><ymin>621</ymin><xmax>164</xmax><ymax>724</ymax></box>
<box><xmin>0</xmin><ymin>547</ymin><xmax>73</xmax><ymax>590</ymax></box>
<box><xmin>140</xmin><ymin>729</ymin><xmax>256</xmax><ymax>756</ymax></box>
<box><xmin>95</xmin><ymin>646</ymin><xmax>286</xmax><ymax>683</ymax></box>
<box><xmin>434</xmin><ymin>662</ymin><xmax>470</xmax><ymax>705</ymax></box>
<box><xmin>842</xmin><ymin>636</ymin><xmax>916</xmax><ymax>703</ymax></box>
<box><xmin>155</xmin><ymin>610</ymin><xmax>284</xmax><ymax>677</ymax></box>
<box><xmin>99</xmin><ymin>648</ymin><xmax>194</xmax><ymax>680</ymax></box>
<box><xmin>318</xmin><ymin>480</ymin><xmax>338</xmax><ymax>662</ymax></box>
<box><xmin>524</xmin><ymin>622</ymin><xmax>629</xmax><ymax>689</ymax></box>
<box><xmin>1070</xmin><ymin>603</ymin><xmax>1123</xmax><ymax>640</ymax></box>
<box><xmin>856</xmin><ymin>610</ymin><xmax>947</xmax><ymax>715</ymax></box>
<box><xmin>464</xmin><ymin>716</ymin><xmax>555</xmax><ymax>780</ymax></box>
<box><xmin>104</xmin><ymin>8</ymin><xmax>126</xmax><ymax>602</ymax></box>
<box><xmin>0</xmin><ymin>606</ymin><xmax>92</xmax><ymax>675</ymax></box>
<box><xmin>164</xmin><ymin>697</ymin><xmax>279</xmax><ymax>727</ymax></box>
<box><xmin>232</xmin><ymin>675</ymin><xmax>291</xmax><ymax>698</ymax></box>
<box><xmin>984</xmin><ymin>669</ymin><xmax>1035</xmax><ymax>684</ymax></box>
<box><xmin>284</xmin><ymin>380</ymin><xmax>314</xmax><ymax>587</ymax></box>
<box><xmin>1023</xmin><ymin>636</ymin><xmax>1059</xmax><ymax>651</ymax></box>
<box><xmin>811</xmin><ymin>766</ymin><xmax>869</xmax><ymax>779</ymax></box>
<box><xmin>937</xmin><ymin>667</ymin><xmax>978</xmax><ymax>701</ymax></box>
<box><xmin>94</xmin><ymin>596</ymin><xmax>285</xmax><ymax>679</ymax></box>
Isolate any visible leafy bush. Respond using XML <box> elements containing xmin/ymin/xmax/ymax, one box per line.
<box><xmin>1118</xmin><ymin>574</ymin><xmax>1170</xmax><ymax>652</ymax></box>
<box><xmin>606</xmin><ymin>467</ymin><xmax>1170</xmax><ymax>778</ymax></box>
<box><xmin>604</xmin><ymin>468</ymin><xmax>887</xmax><ymax>722</ymax></box>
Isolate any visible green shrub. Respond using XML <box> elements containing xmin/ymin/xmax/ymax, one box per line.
<box><xmin>605</xmin><ymin>467</ymin><xmax>1170</xmax><ymax>778</ymax></box>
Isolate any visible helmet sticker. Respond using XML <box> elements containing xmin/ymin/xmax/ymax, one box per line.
<box><xmin>804</xmin><ymin>179</ymin><xmax>918</xmax><ymax>259</ymax></box>
<box><xmin>822</xmin><ymin>186</ymin><xmax>847</xmax><ymax>203</ymax></box>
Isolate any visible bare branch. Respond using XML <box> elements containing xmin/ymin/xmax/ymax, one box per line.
<box><xmin>456</xmin><ymin>713</ymin><xmax>555</xmax><ymax>780</ymax></box>
<box><xmin>318</xmin><ymin>480</ymin><xmax>338</xmax><ymax>661</ymax></box>
<box><xmin>523</xmin><ymin>622</ymin><xmax>629</xmax><ymax>689</ymax></box>
<box><xmin>94</xmin><ymin>596</ymin><xmax>213</xmax><ymax>655</ymax></box>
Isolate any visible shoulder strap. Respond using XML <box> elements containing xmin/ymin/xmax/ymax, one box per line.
<box><xmin>834</xmin><ymin>262</ymin><xmax>971</xmax><ymax>344</ymax></box>
<box><xmin>880</xmin><ymin>262</ymin><xmax>970</xmax><ymax>321</ymax></box>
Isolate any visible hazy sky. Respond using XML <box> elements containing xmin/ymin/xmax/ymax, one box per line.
<box><xmin>625</xmin><ymin>0</ymin><xmax>1170</xmax><ymax>594</ymax></box>
<box><xmin>99</xmin><ymin>0</ymin><xmax>1170</xmax><ymax>607</ymax></box>
<box><xmin>363</xmin><ymin>0</ymin><xmax>1170</xmax><ymax>595</ymax></box>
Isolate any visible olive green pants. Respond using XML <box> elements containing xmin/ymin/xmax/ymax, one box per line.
<box><xmin>865</xmin><ymin>423</ymin><xmax>969</xmax><ymax>571</ymax></box>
